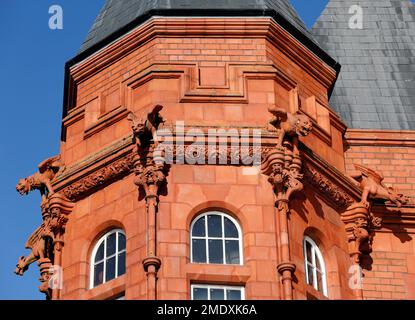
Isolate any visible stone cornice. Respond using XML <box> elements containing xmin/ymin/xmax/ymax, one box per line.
<box><xmin>346</xmin><ymin>129</ymin><xmax>415</xmax><ymax>147</ymax></box>
<box><xmin>66</xmin><ymin>17</ymin><xmax>337</xmax><ymax>113</ymax></box>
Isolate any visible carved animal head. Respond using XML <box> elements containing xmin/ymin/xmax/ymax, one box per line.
<box><xmin>16</xmin><ymin>179</ymin><xmax>30</xmax><ymax>196</ymax></box>
<box><xmin>387</xmin><ymin>187</ymin><xmax>409</xmax><ymax>207</ymax></box>
<box><xmin>127</xmin><ymin>112</ymin><xmax>146</xmax><ymax>137</ymax></box>
<box><xmin>294</xmin><ymin>115</ymin><xmax>313</xmax><ymax>137</ymax></box>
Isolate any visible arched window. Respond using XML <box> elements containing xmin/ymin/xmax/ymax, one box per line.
<box><xmin>90</xmin><ymin>229</ymin><xmax>126</xmax><ymax>288</ymax></box>
<box><xmin>303</xmin><ymin>236</ymin><xmax>328</xmax><ymax>296</ymax></box>
<box><xmin>190</xmin><ymin>211</ymin><xmax>242</xmax><ymax>265</ymax></box>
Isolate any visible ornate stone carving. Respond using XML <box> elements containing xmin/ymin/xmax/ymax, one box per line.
<box><xmin>303</xmin><ymin>165</ymin><xmax>354</xmax><ymax>209</ymax></box>
<box><xmin>267</xmin><ymin>106</ymin><xmax>313</xmax><ymax>148</ymax></box>
<box><xmin>129</xmin><ymin>105</ymin><xmax>168</xmax><ymax>300</ymax></box>
<box><xmin>16</xmin><ymin>155</ymin><xmax>64</xmax><ymax>203</ymax></box>
<box><xmin>261</xmin><ymin>107</ymin><xmax>313</xmax><ymax>301</ymax></box>
<box><xmin>342</xmin><ymin>164</ymin><xmax>409</xmax><ymax>266</ymax></box>
<box><xmin>15</xmin><ymin>193</ymin><xmax>74</xmax><ymax>298</ymax></box>
<box><xmin>127</xmin><ymin>104</ymin><xmax>165</xmax><ymax>148</ymax></box>
<box><xmin>262</xmin><ymin>147</ymin><xmax>304</xmax><ymax>203</ymax></box>
<box><xmin>352</xmin><ymin>164</ymin><xmax>409</xmax><ymax>207</ymax></box>
<box><xmin>341</xmin><ymin>202</ymin><xmax>381</xmax><ymax>264</ymax></box>
<box><xmin>62</xmin><ymin>154</ymin><xmax>134</xmax><ymax>201</ymax></box>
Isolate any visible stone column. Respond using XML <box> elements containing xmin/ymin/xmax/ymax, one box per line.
<box><xmin>128</xmin><ymin>106</ymin><xmax>167</xmax><ymax>300</ymax></box>
<box><xmin>133</xmin><ymin>148</ymin><xmax>167</xmax><ymax>300</ymax></box>
<box><xmin>262</xmin><ymin>146</ymin><xmax>304</xmax><ymax>300</ymax></box>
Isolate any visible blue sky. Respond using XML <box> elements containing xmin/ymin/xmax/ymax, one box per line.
<box><xmin>0</xmin><ymin>0</ymin><xmax>328</xmax><ymax>300</ymax></box>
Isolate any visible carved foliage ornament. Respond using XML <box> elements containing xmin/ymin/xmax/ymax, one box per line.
<box><xmin>62</xmin><ymin>154</ymin><xmax>135</xmax><ymax>201</ymax></box>
<box><xmin>303</xmin><ymin>165</ymin><xmax>354</xmax><ymax>209</ymax></box>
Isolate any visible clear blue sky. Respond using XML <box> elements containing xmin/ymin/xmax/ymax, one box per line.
<box><xmin>0</xmin><ymin>0</ymin><xmax>328</xmax><ymax>300</ymax></box>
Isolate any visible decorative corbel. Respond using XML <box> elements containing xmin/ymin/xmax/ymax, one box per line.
<box><xmin>15</xmin><ymin>156</ymin><xmax>73</xmax><ymax>300</ymax></box>
<box><xmin>15</xmin><ymin>157</ymin><xmax>73</xmax><ymax>299</ymax></box>
<box><xmin>127</xmin><ymin>105</ymin><xmax>168</xmax><ymax>300</ymax></box>
<box><xmin>262</xmin><ymin>106</ymin><xmax>313</xmax><ymax>300</ymax></box>
<box><xmin>344</xmin><ymin>164</ymin><xmax>409</xmax><ymax>263</ymax></box>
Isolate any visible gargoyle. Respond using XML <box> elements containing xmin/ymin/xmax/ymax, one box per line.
<box><xmin>15</xmin><ymin>210</ymin><xmax>67</xmax><ymax>276</ymax></box>
<box><xmin>16</xmin><ymin>155</ymin><xmax>64</xmax><ymax>203</ymax></box>
<box><xmin>352</xmin><ymin>164</ymin><xmax>409</xmax><ymax>207</ymax></box>
<box><xmin>15</xmin><ymin>222</ymin><xmax>54</xmax><ymax>276</ymax></box>
<box><xmin>127</xmin><ymin>105</ymin><xmax>165</xmax><ymax>147</ymax></box>
<box><xmin>267</xmin><ymin>106</ymin><xmax>313</xmax><ymax>148</ymax></box>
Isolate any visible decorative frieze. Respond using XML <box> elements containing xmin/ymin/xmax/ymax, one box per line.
<box><xmin>62</xmin><ymin>153</ymin><xmax>135</xmax><ymax>201</ymax></box>
<box><xmin>303</xmin><ymin>165</ymin><xmax>354</xmax><ymax>209</ymax></box>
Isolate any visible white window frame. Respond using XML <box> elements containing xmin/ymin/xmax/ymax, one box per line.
<box><xmin>303</xmin><ymin>236</ymin><xmax>328</xmax><ymax>297</ymax></box>
<box><xmin>191</xmin><ymin>284</ymin><xmax>245</xmax><ymax>300</ymax></box>
<box><xmin>90</xmin><ymin>229</ymin><xmax>126</xmax><ymax>289</ymax></box>
<box><xmin>190</xmin><ymin>211</ymin><xmax>243</xmax><ymax>266</ymax></box>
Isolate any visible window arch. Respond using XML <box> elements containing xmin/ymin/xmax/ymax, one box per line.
<box><xmin>303</xmin><ymin>236</ymin><xmax>328</xmax><ymax>296</ymax></box>
<box><xmin>90</xmin><ymin>229</ymin><xmax>126</xmax><ymax>288</ymax></box>
<box><xmin>190</xmin><ymin>211</ymin><xmax>243</xmax><ymax>265</ymax></box>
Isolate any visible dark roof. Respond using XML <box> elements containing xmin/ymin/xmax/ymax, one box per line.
<box><xmin>80</xmin><ymin>0</ymin><xmax>314</xmax><ymax>53</ymax></box>
<box><xmin>312</xmin><ymin>0</ymin><xmax>415</xmax><ymax>130</ymax></box>
<box><xmin>78</xmin><ymin>0</ymin><xmax>341</xmax><ymax>75</ymax></box>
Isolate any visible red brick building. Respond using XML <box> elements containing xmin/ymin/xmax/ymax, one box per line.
<box><xmin>14</xmin><ymin>0</ymin><xmax>415</xmax><ymax>300</ymax></box>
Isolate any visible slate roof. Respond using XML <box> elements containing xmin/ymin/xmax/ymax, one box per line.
<box><xmin>312</xmin><ymin>0</ymin><xmax>415</xmax><ymax>130</ymax></box>
<box><xmin>79</xmin><ymin>0</ymin><xmax>336</xmax><ymax>70</ymax></box>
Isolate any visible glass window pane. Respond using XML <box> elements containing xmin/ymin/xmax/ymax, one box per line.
<box><xmin>106</xmin><ymin>233</ymin><xmax>117</xmax><ymax>257</ymax></box>
<box><xmin>106</xmin><ymin>256</ymin><xmax>116</xmax><ymax>282</ymax></box>
<box><xmin>95</xmin><ymin>242</ymin><xmax>105</xmax><ymax>263</ymax></box>
<box><xmin>227</xmin><ymin>289</ymin><xmax>242</xmax><ymax>300</ymax></box>
<box><xmin>307</xmin><ymin>264</ymin><xmax>314</xmax><ymax>285</ymax></box>
<box><xmin>207</xmin><ymin>215</ymin><xmax>222</xmax><ymax>237</ymax></box>
<box><xmin>117</xmin><ymin>252</ymin><xmax>126</xmax><ymax>277</ymax></box>
<box><xmin>192</xmin><ymin>217</ymin><xmax>206</xmax><ymax>237</ymax></box>
<box><xmin>93</xmin><ymin>262</ymin><xmax>104</xmax><ymax>287</ymax></box>
<box><xmin>224</xmin><ymin>217</ymin><xmax>238</xmax><ymax>238</ymax></box>
<box><xmin>316</xmin><ymin>254</ymin><xmax>322</xmax><ymax>271</ymax></box>
<box><xmin>192</xmin><ymin>239</ymin><xmax>207</xmax><ymax>263</ymax></box>
<box><xmin>317</xmin><ymin>271</ymin><xmax>323</xmax><ymax>292</ymax></box>
<box><xmin>208</xmin><ymin>240</ymin><xmax>223</xmax><ymax>264</ymax></box>
<box><xmin>118</xmin><ymin>233</ymin><xmax>126</xmax><ymax>251</ymax></box>
<box><xmin>225</xmin><ymin>240</ymin><xmax>240</xmax><ymax>264</ymax></box>
<box><xmin>210</xmin><ymin>288</ymin><xmax>225</xmax><ymax>300</ymax></box>
<box><xmin>193</xmin><ymin>287</ymin><xmax>208</xmax><ymax>300</ymax></box>
<box><xmin>305</xmin><ymin>241</ymin><xmax>312</xmax><ymax>263</ymax></box>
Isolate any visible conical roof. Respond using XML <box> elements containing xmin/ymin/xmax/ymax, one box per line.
<box><xmin>313</xmin><ymin>0</ymin><xmax>415</xmax><ymax>130</ymax></box>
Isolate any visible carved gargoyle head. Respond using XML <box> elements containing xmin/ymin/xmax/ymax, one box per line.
<box><xmin>294</xmin><ymin>114</ymin><xmax>313</xmax><ymax>137</ymax></box>
<box><xmin>16</xmin><ymin>178</ymin><xmax>30</xmax><ymax>195</ymax></box>
<box><xmin>387</xmin><ymin>187</ymin><xmax>409</xmax><ymax>207</ymax></box>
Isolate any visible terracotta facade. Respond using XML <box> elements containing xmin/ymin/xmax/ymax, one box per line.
<box><xmin>15</xmin><ymin>17</ymin><xmax>415</xmax><ymax>300</ymax></box>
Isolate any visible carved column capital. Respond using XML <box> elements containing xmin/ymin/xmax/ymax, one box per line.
<box><xmin>341</xmin><ymin>202</ymin><xmax>382</xmax><ymax>264</ymax></box>
<box><xmin>143</xmin><ymin>256</ymin><xmax>162</xmax><ymax>273</ymax></box>
<box><xmin>277</xmin><ymin>262</ymin><xmax>296</xmax><ymax>275</ymax></box>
